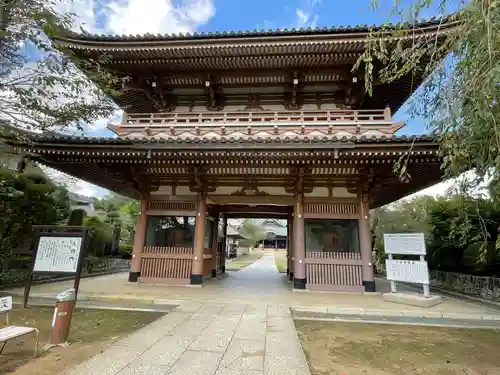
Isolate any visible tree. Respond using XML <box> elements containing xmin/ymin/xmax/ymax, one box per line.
<box><xmin>372</xmin><ymin>194</ymin><xmax>500</xmax><ymax>276</ymax></box>
<box><xmin>67</xmin><ymin>208</ymin><xmax>86</xmax><ymax>225</ymax></box>
<box><xmin>0</xmin><ymin>166</ymin><xmax>70</xmax><ymax>258</ymax></box>
<box><xmin>1</xmin><ymin>0</ymin><xmax>119</xmax><ymax>133</ymax></box>
<box><xmin>359</xmin><ymin>0</ymin><xmax>499</xmax><ymax>190</ymax></box>
<box><xmin>83</xmin><ymin>216</ymin><xmax>113</xmax><ymax>257</ymax></box>
<box><xmin>237</xmin><ymin>219</ymin><xmax>266</xmax><ymax>249</ymax></box>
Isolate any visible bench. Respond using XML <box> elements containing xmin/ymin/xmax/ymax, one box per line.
<box><xmin>0</xmin><ymin>296</ymin><xmax>39</xmax><ymax>358</ymax></box>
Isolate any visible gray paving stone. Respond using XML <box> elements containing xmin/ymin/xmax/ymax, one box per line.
<box><xmin>266</xmin><ymin>317</ymin><xmax>296</xmax><ymax>333</ymax></box>
<box><xmin>117</xmin><ymin>363</ymin><xmax>170</xmax><ymax>375</ymax></box>
<box><xmin>220</xmin><ymin>304</ymin><xmax>247</xmax><ymax>315</ymax></box>
<box><xmin>166</xmin><ymin>350</ymin><xmax>223</xmax><ymax>375</ymax></box>
<box><xmin>199</xmin><ymin>302</ymin><xmax>225</xmax><ymax>314</ymax></box>
<box><xmin>215</xmin><ymin>369</ymin><xmax>263</xmax><ymax>375</ymax></box>
<box><xmin>188</xmin><ymin>325</ymin><xmax>236</xmax><ymax>352</ymax></box>
<box><xmin>66</xmin><ymin>345</ymin><xmax>142</xmax><ymax>375</ymax></box>
<box><xmin>130</xmin><ymin>335</ymin><xmax>193</xmax><ymax>367</ymax></box>
<box><xmin>220</xmin><ymin>339</ymin><xmax>265</xmax><ymax>371</ymax></box>
<box><xmin>264</xmin><ymin>355</ymin><xmax>311</xmax><ymax>375</ymax></box>
<box><xmin>244</xmin><ymin>304</ymin><xmax>268</xmax><ymax>317</ymax></box>
<box><xmin>265</xmin><ymin>332</ymin><xmax>304</xmax><ymax>358</ymax></box>
<box><xmin>210</xmin><ymin>314</ymin><xmax>243</xmax><ymax>330</ymax></box>
<box><xmin>267</xmin><ymin>305</ymin><xmax>291</xmax><ymax>317</ymax></box>
<box><xmin>234</xmin><ymin>317</ymin><xmax>267</xmax><ymax>341</ymax></box>
<box><xmin>117</xmin><ymin>313</ymin><xmax>190</xmax><ymax>348</ymax></box>
<box><xmin>176</xmin><ymin>302</ymin><xmax>203</xmax><ymax>313</ymax></box>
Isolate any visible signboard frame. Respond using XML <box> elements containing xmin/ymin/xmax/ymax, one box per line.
<box><xmin>383</xmin><ymin>232</ymin><xmax>430</xmax><ymax>297</ymax></box>
<box><xmin>23</xmin><ymin>226</ymin><xmax>88</xmax><ymax>308</ymax></box>
<box><xmin>383</xmin><ymin>233</ymin><xmax>426</xmax><ymax>255</ymax></box>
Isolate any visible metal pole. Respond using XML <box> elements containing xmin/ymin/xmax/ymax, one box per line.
<box><xmin>421</xmin><ymin>254</ymin><xmax>430</xmax><ymax>297</ymax></box>
<box><xmin>388</xmin><ymin>254</ymin><xmax>396</xmax><ymax>293</ymax></box>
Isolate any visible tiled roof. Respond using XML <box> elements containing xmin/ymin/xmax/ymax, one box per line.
<box><xmin>64</xmin><ymin>17</ymin><xmax>451</xmax><ymax>42</ymax></box>
<box><xmin>28</xmin><ymin>133</ymin><xmax>435</xmax><ymax>145</ymax></box>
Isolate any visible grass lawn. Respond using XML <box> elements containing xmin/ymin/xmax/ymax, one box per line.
<box><xmin>295</xmin><ymin>320</ymin><xmax>500</xmax><ymax>375</ymax></box>
<box><xmin>226</xmin><ymin>250</ymin><xmax>264</xmax><ymax>270</ymax></box>
<box><xmin>0</xmin><ymin>305</ymin><xmax>165</xmax><ymax>375</ymax></box>
<box><xmin>274</xmin><ymin>253</ymin><xmax>287</xmax><ymax>273</ymax></box>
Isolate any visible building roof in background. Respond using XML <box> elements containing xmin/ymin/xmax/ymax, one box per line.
<box><xmin>255</xmin><ymin>218</ymin><xmax>287</xmax><ymax>237</ymax></box>
<box><xmin>68</xmin><ymin>192</ymin><xmax>93</xmax><ymax>204</ymax></box>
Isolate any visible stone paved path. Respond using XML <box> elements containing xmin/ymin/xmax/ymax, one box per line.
<box><xmin>65</xmin><ymin>301</ymin><xmax>310</xmax><ymax>375</ymax></box>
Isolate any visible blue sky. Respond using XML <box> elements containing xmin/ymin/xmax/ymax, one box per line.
<box><xmin>51</xmin><ymin>0</ymin><xmax>456</xmax><ymax>196</ymax></box>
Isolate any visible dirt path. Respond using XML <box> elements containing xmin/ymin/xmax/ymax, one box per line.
<box><xmin>295</xmin><ymin>320</ymin><xmax>500</xmax><ymax>375</ymax></box>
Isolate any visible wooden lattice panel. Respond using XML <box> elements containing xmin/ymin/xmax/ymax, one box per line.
<box><xmin>143</xmin><ymin>246</ymin><xmax>194</xmax><ymax>255</ymax></box>
<box><xmin>305</xmin><ymin>252</ymin><xmax>363</xmax><ymax>292</ymax></box>
<box><xmin>304</xmin><ymin>203</ymin><xmax>358</xmax><ymax>218</ymax></box>
<box><xmin>148</xmin><ymin>201</ymin><xmax>196</xmax><ymax>212</ymax></box>
<box><xmin>311</xmin><ymin>167</ymin><xmax>358</xmax><ymax>175</ymax></box>
<box><xmin>208</xmin><ymin>167</ymin><xmax>289</xmax><ymax>176</ymax></box>
<box><xmin>139</xmin><ymin>246</ymin><xmax>194</xmax><ymax>285</ymax></box>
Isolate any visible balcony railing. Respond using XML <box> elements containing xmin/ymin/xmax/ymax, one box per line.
<box><xmin>121</xmin><ymin>108</ymin><xmax>391</xmax><ymax>127</ymax></box>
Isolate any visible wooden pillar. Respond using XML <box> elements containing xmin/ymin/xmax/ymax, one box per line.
<box><xmin>288</xmin><ymin>215</ymin><xmax>294</xmax><ymax>281</ymax></box>
<box><xmin>359</xmin><ymin>190</ymin><xmax>375</xmax><ymax>292</ymax></box>
<box><xmin>221</xmin><ymin>216</ymin><xmax>228</xmax><ymax>273</ymax></box>
<box><xmin>129</xmin><ymin>198</ymin><xmax>148</xmax><ymax>282</ymax></box>
<box><xmin>211</xmin><ymin>211</ymin><xmax>219</xmax><ymax>278</ymax></box>
<box><xmin>191</xmin><ymin>192</ymin><xmax>207</xmax><ymax>285</ymax></box>
<box><xmin>286</xmin><ymin>221</ymin><xmax>290</xmax><ymax>275</ymax></box>
<box><xmin>293</xmin><ymin>193</ymin><xmax>306</xmax><ymax>289</ymax></box>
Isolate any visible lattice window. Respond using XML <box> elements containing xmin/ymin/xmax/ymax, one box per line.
<box><xmin>305</xmin><ymin>203</ymin><xmax>358</xmax><ymax>216</ymax></box>
<box><xmin>148</xmin><ymin>201</ymin><xmax>196</xmax><ymax>211</ymax></box>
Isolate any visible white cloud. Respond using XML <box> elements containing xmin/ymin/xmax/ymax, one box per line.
<box><xmin>295</xmin><ymin>0</ymin><xmax>321</xmax><ymax>28</ymax></box>
<box><xmin>56</xmin><ymin>0</ymin><xmax>215</xmax><ymax>35</ymax></box>
<box><xmin>402</xmin><ymin>171</ymin><xmax>492</xmax><ymax>202</ymax></box>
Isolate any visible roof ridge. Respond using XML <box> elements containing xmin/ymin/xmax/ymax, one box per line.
<box><xmin>59</xmin><ymin>16</ymin><xmax>453</xmax><ymax>42</ymax></box>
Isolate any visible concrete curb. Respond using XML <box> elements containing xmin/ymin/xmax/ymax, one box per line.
<box><xmin>291</xmin><ymin>306</ymin><xmax>500</xmax><ymax>321</ymax></box>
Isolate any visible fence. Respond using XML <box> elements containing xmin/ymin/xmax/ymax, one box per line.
<box><xmin>430</xmin><ymin>270</ymin><xmax>500</xmax><ymax>302</ymax></box>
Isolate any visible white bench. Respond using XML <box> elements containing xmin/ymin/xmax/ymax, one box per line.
<box><xmin>0</xmin><ymin>296</ymin><xmax>39</xmax><ymax>358</ymax></box>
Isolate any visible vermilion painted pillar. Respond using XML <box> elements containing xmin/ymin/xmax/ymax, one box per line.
<box><xmin>359</xmin><ymin>191</ymin><xmax>375</xmax><ymax>292</ymax></box>
<box><xmin>288</xmin><ymin>215</ymin><xmax>294</xmax><ymax>281</ymax></box>
<box><xmin>293</xmin><ymin>193</ymin><xmax>306</xmax><ymax>289</ymax></box>
<box><xmin>191</xmin><ymin>192</ymin><xmax>207</xmax><ymax>285</ymax></box>
<box><xmin>211</xmin><ymin>212</ymin><xmax>219</xmax><ymax>278</ymax></box>
<box><xmin>221</xmin><ymin>216</ymin><xmax>228</xmax><ymax>273</ymax></box>
<box><xmin>129</xmin><ymin>198</ymin><xmax>148</xmax><ymax>282</ymax></box>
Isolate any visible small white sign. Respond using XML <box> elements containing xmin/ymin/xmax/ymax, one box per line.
<box><xmin>34</xmin><ymin>236</ymin><xmax>83</xmax><ymax>273</ymax></box>
<box><xmin>384</xmin><ymin>233</ymin><xmax>426</xmax><ymax>255</ymax></box>
<box><xmin>0</xmin><ymin>296</ymin><xmax>12</xmax><ymax>312</ymax></box>
<box><xmin>386</xmin><ymin>259</ymin><xmax>429</xmax><ymax>284</ymax></box>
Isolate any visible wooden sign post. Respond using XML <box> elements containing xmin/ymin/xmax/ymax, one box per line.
<box><xmin>23</xmin><ymin>226</ymin><xmax>88</xmax><ymax>308</ymax></box>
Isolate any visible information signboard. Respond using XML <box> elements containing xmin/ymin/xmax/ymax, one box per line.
<box><xmin>383</xmin><ymin>233</ymin><xmax>426</xmax><ymax>255</ymax></box>
<box><xmin>34</xmin><ymin>236</ymin><xmax>83</xmax><ymax>273</ymax></box>
<box><xmin>385</xmin><ymin>259</ymin><xmax>429</xmax><ymax>284</ymax></box>
<box><xmin>23</xmin><ymin>226</ymin><xmax>88</xmax><ymax>308</ymax></box>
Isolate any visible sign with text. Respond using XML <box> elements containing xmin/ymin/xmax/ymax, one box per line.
<box><xmin>34</xmin><ymin>236</ymin><xmax>83</xmax><ymax>273</ymax></box>
<box><xmin>0</xmin><ymin>296</ymin><xmax>12</xmax><ymax>313</ymax></box>
<box><xmin>386</xmin><ymin>259</ymin><xmax>429</xmax><ymax>284</ymax></box>
<box><xmin>383</xmin><ymin>233</ymin><xmax>426</xmax><ymax>255</ymax></box>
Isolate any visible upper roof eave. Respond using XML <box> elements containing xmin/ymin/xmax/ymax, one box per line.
<box><xmin>53</xmin><ymin>17</ymin><xmax>458</xmax><ymax>49</ymax></box>
<box><xmin>6</xmin><ymin>133</ymin><xmax>438</xmax><ymax>150</ymax></box>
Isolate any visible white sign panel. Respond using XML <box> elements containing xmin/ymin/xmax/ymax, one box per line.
<box><xmin>0</xmin><ymin>296</ymin><xmax>12</xmax><ymax>312</ymax></box>
<box><xmin>384</xmin><ymin>233</ymin><xmax>426</xmax><ymax>255</ymax></box>
<box><xmin>386</xmin><ymin>259</ymin><xmax>429</xmax><ymax>284</ymax></box>
<box><xmin>34</xmin><ymin>236</ymin><xmax>83</xmax><ymax>273</ymax></box>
